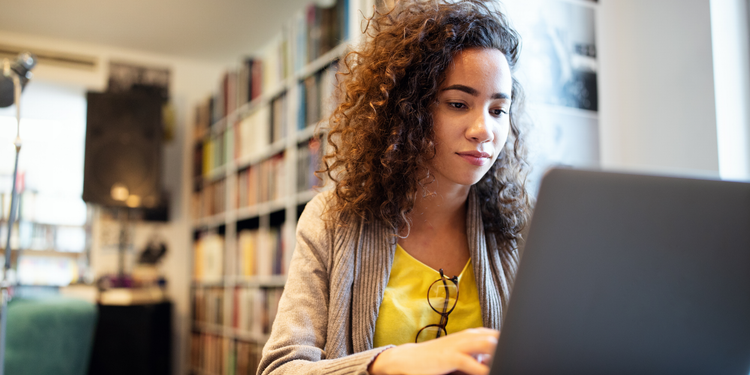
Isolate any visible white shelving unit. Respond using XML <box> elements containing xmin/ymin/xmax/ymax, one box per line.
<box><xmin>188</xmin><ymin>0</ymin><xmax>372</xmax><ymax>373</ymax></box>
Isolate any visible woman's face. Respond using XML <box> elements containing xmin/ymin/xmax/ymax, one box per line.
<box><xmin>428</xmin><ymin>47</ymin><xmax>513</xmax><ymax>190</ymax></box>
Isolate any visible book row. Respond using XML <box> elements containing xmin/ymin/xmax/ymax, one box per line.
<box><xmin>192</xmin><ymin>178</ymin><xmax>227</xmax><ymax>220</ymax></box>
<box><xmin>192</xmin><ymin>224</ymin><xmax>290</xmax><ymax>282</ymax></box>
<box><xmin>232</xmin><ymin>287</ymin><xmax>284</xmax><ymax>334</ymax></box>
<box><xmin>190</xmin><ymin>334</ymin><xmax>263</xmax><ymax>375</ymax></box>
<box><xmin>298</xmin><ymin>62</ymin><xmax>339</xmax><ymax>130</ymax></box>
<box><xmin>192</xmin><ymin>139</ymin><xmax>321</xmax><ymax>220</ymax></box>
<box><xmin>193</xmin><ymin>0</ymin><xmax>350</xmax><ymax>141</ymax></box>
<box><xmin>191</xmin><ymin>151</ymin><xmax>295</xmax><ymax>221</ymax></box>
<box><xmin>297</xmin><ymin>0</ymin><xmax>350</xmax><ymax>70</ymax></box>
<box><xmin>192</xmin><ymin>286</ymin><xmax>284</xmax><ymax>335</ymax></box>
<box><xmin>193</xmin><ymin>287</ymin><xmax>224</xmax><ymax>326</ymax></box>
<box><xmin>233</xmin><ymin>61</ymin><xmax>336</xmax><ymax>164</ymax></box>
<box><xmin>234</xmin><ymin>100</ymin><xmax>273</xmax><ymax>163</ymax></box>
<box><xmin>194</xmin><ymin>56</ymin><xmax>283</xmax><ymax>136</ymax></box>
<box><xmin>236</xmin><ymin>153</ymin><xmax>286</xmax><ymax>209</ymax></box>
<box><xmin>198</xmin><ymin>131</ymin><xmax>230</xmax><ymax>178</ymax></box>
<box><xmin>236</xmin><ymin>226</ymin><xmax>290</xmax><ymax>278</ymax></box>
<box><xmin>193</xmin><ymin>60</ymin><xmax>337</xmax><ymax>182</ymax></box>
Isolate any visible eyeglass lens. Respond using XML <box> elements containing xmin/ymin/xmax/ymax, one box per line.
<box><xmin>427</xmin><ymin>277</ymin><xmax>458</xmax><ymax>314</ymax></box>
<box><xmin>415</xmin><ymin>325</ymin><xmax>448</xmax><ymax>343</ymax></box>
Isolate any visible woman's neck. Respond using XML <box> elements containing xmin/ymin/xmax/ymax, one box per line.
<box><xmin>397</xmin><ymin>182</ymin><xmax>472</xmax><ymax>276</ymax></box>
<box><xmin>399</xmin><ymin>178</ymin><xmax>471</xmax><ymax>243</ymax></box>
<box><xmin>409</xmin><ymin>183</ymin><xmax>470</xmax><ymax>232</ymax></box>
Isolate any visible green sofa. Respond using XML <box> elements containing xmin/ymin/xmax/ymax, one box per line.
<box><xmin>4</xmin><ymin>296</ymin><xmax>97</xmax><ymax>375</ymax></box>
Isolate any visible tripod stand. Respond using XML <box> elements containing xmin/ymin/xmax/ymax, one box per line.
<box><xmin>0</xmin><ymin>53</ymin><xmax>35</xmax><ymax>375</ymax></box>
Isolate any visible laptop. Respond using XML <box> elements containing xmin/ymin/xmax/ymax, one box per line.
<box><xmin>491</xmin><ymin>168</ymin><xmax>750</xmax><ymax>375</ymax></box>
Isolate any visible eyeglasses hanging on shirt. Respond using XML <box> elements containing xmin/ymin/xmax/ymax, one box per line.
<box><xmin>415</xmin><ymin>268</ymin><xmax>460</xmax><ymax>343</ymax></box>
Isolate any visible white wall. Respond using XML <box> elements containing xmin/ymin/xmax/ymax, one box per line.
<box><xmin>0</xmin><ymin>30</ymin><xmax>224</xmax><ymax>375</ymax></box>
<box><xmin>597</xmin><ymin>0</ymin><xmax>724</xmax><ymax>178</ymax></box>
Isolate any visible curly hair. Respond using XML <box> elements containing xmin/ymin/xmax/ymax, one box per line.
<box><xmin>320</xmin><ymin>0</ymin><xmax>532</xmax><ymax>250</ymax></box>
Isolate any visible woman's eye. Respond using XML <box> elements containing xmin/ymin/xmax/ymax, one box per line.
<box><xmin>449</xmin><ymin>102</ymin><xmax>466</xmax><ymax>109</ymax></box>
<box><xmin>491</xmin><ymin>108</ymin><xmax>508</xmax><ymax>116</ymax></box>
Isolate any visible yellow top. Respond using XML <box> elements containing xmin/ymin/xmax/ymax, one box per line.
<box><xmin>373</xmin><ymin>244</ymin><xmax>483</xmax><ymax>347</ymax></box>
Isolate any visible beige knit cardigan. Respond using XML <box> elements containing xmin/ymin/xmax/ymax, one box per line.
<box><xmin>257</xmin><ymin>188</ymin><xmax>519</xmax><ymax>375</ymax></box>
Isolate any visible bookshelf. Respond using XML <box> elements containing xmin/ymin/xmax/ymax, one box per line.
<box><xmin>188</xmin><ymin>0</ymin><xmax>368</xmax><ymax>373</ymax></box>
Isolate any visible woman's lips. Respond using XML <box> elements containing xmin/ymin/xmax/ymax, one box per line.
<box><xmin>457</xmin><ymin>151</ymin><xmax>491</xmax><ymax>166</ymax></box>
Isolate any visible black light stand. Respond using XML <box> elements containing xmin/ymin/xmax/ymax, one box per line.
<box><xmin>117</xmin><ymin>207</ymin><xmax>130</xmax><ymax>286</ymax></box>
<box><xmin>0</xmin><ymin>53</ymin><xmax>35</xmax><ymax>375</ymax></box>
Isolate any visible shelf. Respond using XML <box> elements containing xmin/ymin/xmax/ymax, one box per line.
<box><xmin>191</xmin><ymin>279</ymin><xmax>227</xmax><ymax>288</ymax></box>
<box><xmin>192</xmin><ymin>275</ymin><xmax>287</xmax><ymax>288</ymax></box>
<box><xmin>235</xmin><ymin>138</ymin><xmax>287</xmax><ymax>171</ymax></box>
<box><xmin>192</xmin><ymin>213</ymin><xmax>227</xmax><ymax>230</ymax></box>
<box><xmin>296</xmin><ymin>42</ymin><xmax>349</xmax><ymax>80</ymax></box>
<box><xmin>202</xmin><ymin>165</ymin><xmax>227</xmax><ymax>182</ymax></box>
<box><xmin>0</xmin><ymin>220</ymin><xmax>86</xmax><ymax>229</ymax></box>
<box><xmin>193</xmin><ymin>322</ymin><xmax>271</xmax><ymax>343</ymax></box>
<box><xmin>235</xmin><ymin>198</ymin><xmax>286</xmax><ymax>221</ymax></box>
<box><xmin>232</xmin><ymin>274</ymin><xmax>287</xmax><ymax>287</ymax></box>
<box><xmin>193</xmin><ymin>128</ymin><xmax>209</xmax><ymax>143</ymax></box>
<box><xmin>208</xmin><ymin>118</ymin><xmax>229</xmax><ymax>136</ymax></box>
<box><xmin>267</xmin><ymin>139</ymin><xmax>287</xmax><ymax>156</ymax></box>
<box><xmin>1</xmin><ymin>249</ymin><xmax>86</xmax><ymax>258</ymax></box>
<box><xmin>296</xmin><ymin>189</ymin><xmax>319</xmax><ymax>205</ymax></box>
<box><xmin>193</xmin><ymin>197</ymin><xmax>290</xmax><ymax>230</ymax></box>
<box><xmin>233</xmin><ymin>329</ymin><xmax>270</xmax><ymax>343</ymax></box>
<box><xmin>193</xmin><ymin>322</ymin><xmax>225</xmax><ymax>335</ymax></box>
<box><xmin>296</xmin><ymin>123</ymin><xmax>327</xmax><ymax>143</ymax></box>
<box><xmin>239</xmin><ymin>78</ymin><xmax>295</xmax><ymax>120</ymax></box>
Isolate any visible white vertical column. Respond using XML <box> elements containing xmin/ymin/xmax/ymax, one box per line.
<box><xmin>598</xmin><ymin>0</ymin><xmax>721</xmax><ymax>177</ymax></box>
<box><xmin>710</xmin><ymin>0</ymin><xmax>750</xmax><ymax>181</ymax></box>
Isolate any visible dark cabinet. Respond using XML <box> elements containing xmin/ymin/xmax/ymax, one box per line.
<box><xmin>88</xmin><ymin>301</ymin><xmax>172</xmax><ymax>375</ymax></box>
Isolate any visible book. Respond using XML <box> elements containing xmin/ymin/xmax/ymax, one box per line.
<box><xmin>297</xmin><ymin>137</ymin><xmax>323</xmax><ymax>192</ymax></box>
<box><xmin>299</xmin><ymin>0</ymin><xmax>350</xmax><ymax>66</ymax></box>
<box><xmin>237</xmin><ymin>229</ymin><xmax>258</xmax><ymax>276</ymax></box>
<box><xmin>251</xmin><ymin>59</ymin><xmax>263</xmax><ymax>100</ymax></box>
<box><xmin>194</xmin><ymin>231</ymin><xmax>225</xmax><ymax>281</ymax></box>
<box><xmin>270</xmin><ymin>94</ymin><xmax>288</xmax><ymax>144</ymax></box>
<box><xmin>236</xmin><ymin>106</ymin><xmax>270</xmax><ymax>161</ymax></box>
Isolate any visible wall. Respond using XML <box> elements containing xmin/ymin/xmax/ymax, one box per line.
<box><xmin>598</xmin><ymin>0</ymin><xmax>750</xmax><ymax>180</ymax></box>
<box><xmin>598</xmin><ymin>0</ymin><xmax>725</xmax><ymax>178</ymax></box>
<box><xmin>0</xmin><ymin>29</ymin><xmax>224</xmax><ymax>375</ymax></box>
<box><xmin>503</xmin><ymin>0</ymin><xmax>601</xmax><ymax>193</ymax></box>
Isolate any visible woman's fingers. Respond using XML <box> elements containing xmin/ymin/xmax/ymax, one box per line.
<box><xmin>450</xmin><ymin>329</ymin><xmax>498</xmax><ymax>354</ymax></box>
<box><xmin>369</xmin><ymin>328</ymin><xmax>500</xmax><ymax>375</ymax></box>
<box><xmin>453</xmin><ymin>353</ymin><xmax>491</xmax><ymax>375</ymax></box>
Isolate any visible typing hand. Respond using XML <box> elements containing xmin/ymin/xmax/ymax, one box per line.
<box><xmin>369</xmin><ymin>328</ymin><xmax>498</xmax><ymax>375</ymax></box>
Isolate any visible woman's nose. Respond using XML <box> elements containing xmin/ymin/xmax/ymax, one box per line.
<box><xmin>466</xmin><ymin>110</ymin><xmax>494</xmax><ymax>143</ymax></box>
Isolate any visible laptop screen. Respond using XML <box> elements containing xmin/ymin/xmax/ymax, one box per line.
<box><xmin>492</xmin><ymin>169</ymin><xmax>750</xmax><ymax>375</ymax></box>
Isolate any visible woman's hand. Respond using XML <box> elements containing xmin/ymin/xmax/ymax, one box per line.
<box><xmin>368</xmin><ymin>328</ymin><xmax>499</xmax><ymax>375</ymax></box>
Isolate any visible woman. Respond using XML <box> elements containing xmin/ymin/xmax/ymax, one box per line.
<box><xmin>258</xmin><ymin>0</ymin><xmax>531</xmax><ymax>374</ymax></box>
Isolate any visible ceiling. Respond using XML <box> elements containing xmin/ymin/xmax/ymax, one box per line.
<box><xmin>0</xmin><ymin>0</ymin><xmax>317</xmax><ymax>64</ymax></box>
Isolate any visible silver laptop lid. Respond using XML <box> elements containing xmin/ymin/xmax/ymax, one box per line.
<box><xmin>492</xmin><ymin>168</ymin><xmax>750</xmax><ymax>375</ymax></box>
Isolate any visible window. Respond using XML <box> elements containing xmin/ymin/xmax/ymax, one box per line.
<box><xmin>0</xmin><ymin>80</ymin><xmax>88</xmax><ymax>285</ymax></box>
